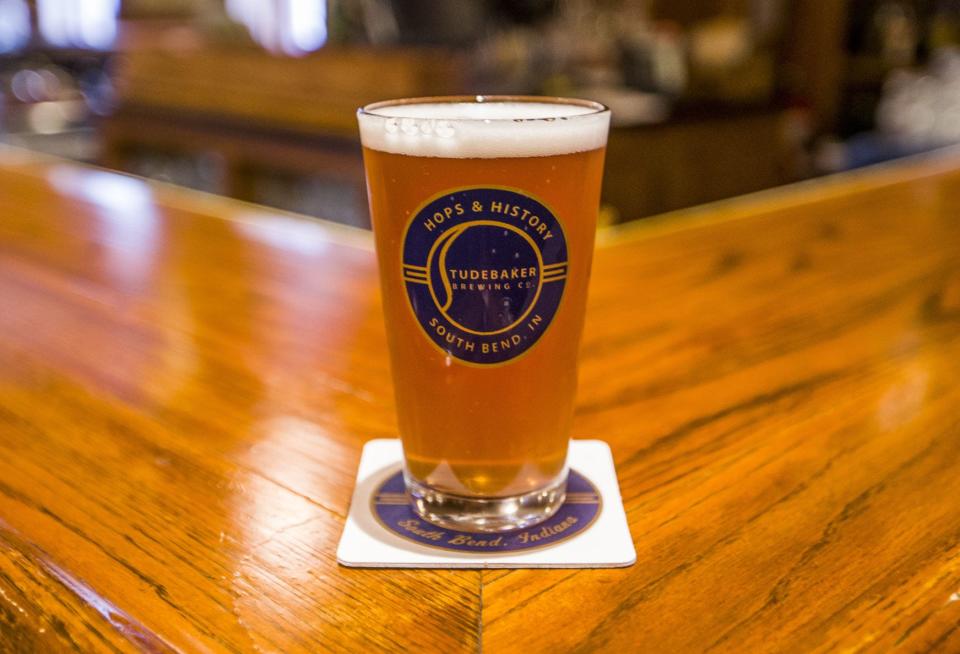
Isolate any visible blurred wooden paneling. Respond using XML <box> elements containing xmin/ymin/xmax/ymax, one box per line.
<box><xmin>101</xmin><ymin>46</ymin><xmax>467</xmax><ymax>226</ymax></box>
<box><xmin>781</xmin><ymin>0</ymin><xmax>850</xmax><ymax>133</ymax></box>
<box><xmin>604</xmin><ymin>110</ymin><xmax>790</xmax><ymax>221</ymax></box>
<box><xmin>113</xmin><ymin>46</ymin><xmax>467</xmax><ymax>134</ymax></box>
<box><xmin>103</xmin><ymin>45</ymin><xmax>796</xmax><ymax>226</ymax></box>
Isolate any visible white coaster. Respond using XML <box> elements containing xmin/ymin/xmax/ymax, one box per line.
<box><xmin>337</xmin><ymin>439</ymin><xmax>636</xmax><ymax>568</ymax></box>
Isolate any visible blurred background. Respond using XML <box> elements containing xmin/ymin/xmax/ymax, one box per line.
<box><xmin>3</xmin><ymin>0</ymin><xmax>960</xmax><ymax>227</ymax></box>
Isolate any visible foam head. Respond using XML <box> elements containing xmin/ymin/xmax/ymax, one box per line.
<box><xmin>357</xmin><ymin>97</ymin><xmax>610</xmax><ymax>159</ymax></box>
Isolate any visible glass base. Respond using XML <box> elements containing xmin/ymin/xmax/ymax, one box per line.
<box><xmin>406</xmin><ymin>472</ymin><xmax>567</xmax><ymax>533</ymax></box>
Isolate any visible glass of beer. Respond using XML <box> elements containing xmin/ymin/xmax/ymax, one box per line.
<box><xmin>357</xmin><ymin>96</ymin><xmax>609</xmax><ymax>532</ymax></box>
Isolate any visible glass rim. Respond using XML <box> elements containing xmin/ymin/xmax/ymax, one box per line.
<box><xmin>357</xmin><ymin>95</ymin><xmax>610</xmax><ymax>122</ymax></box>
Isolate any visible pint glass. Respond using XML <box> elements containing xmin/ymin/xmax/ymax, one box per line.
<box><xmin>358</xmin><ymin>96</ymin><xmax>610</xmax><ymax>531</ymax></box>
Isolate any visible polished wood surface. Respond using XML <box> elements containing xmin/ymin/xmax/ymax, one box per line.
<box><xmin>1</xmin><ymin>147</ymin><xmax>960</xmax><ymax>652</ymax></box>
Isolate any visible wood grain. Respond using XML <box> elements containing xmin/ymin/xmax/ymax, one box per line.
<box><xmin>1</xmin><ymin>147</ymin><xmax>960</xmax><ymax>652</ymax></box>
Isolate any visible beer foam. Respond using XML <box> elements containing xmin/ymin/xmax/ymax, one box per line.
<box><xmin>358</xmin><ymin>100</ymin><xmax>610</xmax><ymax>158</ymax></box>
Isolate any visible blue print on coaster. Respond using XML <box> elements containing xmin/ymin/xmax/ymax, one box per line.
<box><xmin>372</xmin><ymin>470</ymin><xmax>601</xmax><ymax>553</ymax></box>
<box><xmin>401</xmin><ymin>186</ymin><xmax>567</xmax><ymax>365</ymax></box>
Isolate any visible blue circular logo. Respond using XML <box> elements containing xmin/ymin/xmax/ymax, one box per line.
<box><xmin>402</xmin><ymin>187</ymin><xmax>567</xmax><ymax>365</ymax></box>
<box><xmin>372</xmin><ymin>469</ymin><xmax>601</xmax><ymax>553</ymax></box>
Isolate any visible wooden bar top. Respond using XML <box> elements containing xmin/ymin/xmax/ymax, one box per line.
<box><xmin>1</xmin><ymin>147</ymin><xmax>959</xmax><ymax>653</ymax></box>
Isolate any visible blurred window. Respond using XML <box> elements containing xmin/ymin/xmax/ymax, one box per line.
<box><xmin>226</xmin><ymin>0</ymin><xmax>327</xmax><ymax>55</ymax></box>
<box><xmin>37</xmin><ymin>0</ymin><xmax>120</xmax><ymax>50</ymax></box>
<box><xmin>0</xmin><ymin>0</ymin><xmax>30</xmax><ymax>53</ymax></box>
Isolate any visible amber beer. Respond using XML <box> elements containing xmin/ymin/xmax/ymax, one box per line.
<box><xmin>358</xmin><ymin>96</ymin><xmax>609</xmax><ymax>531</ymax></box>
